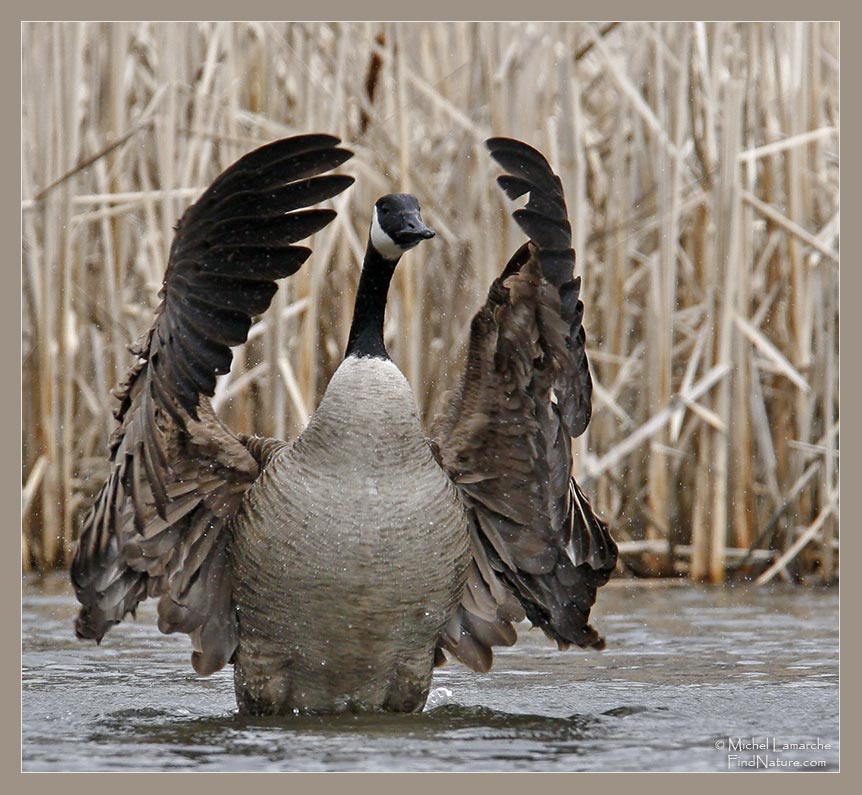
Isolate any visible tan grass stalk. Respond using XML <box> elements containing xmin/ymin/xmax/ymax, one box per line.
<box><xmin>20</xmin><ymin>21</ymin><xmax>838</xmax><ymax>583</ymax></box>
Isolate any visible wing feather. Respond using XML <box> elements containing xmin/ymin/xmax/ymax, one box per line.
<box><xmin>71</xmin><ymin>135</ymin><xmax>353</xmax><ymax>674</ymax></box>
<box><xmin>434</xmin><ymin>138</ymin><xmax>617</xmax><ymax>671</ymax></box>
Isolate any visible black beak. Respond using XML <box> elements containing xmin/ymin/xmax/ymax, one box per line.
<box><xmin>395</xmin><ymin>214</ymin><xmax>436</xmax><ymax>248</ymax></box>
<box><xmin>401</xmin><ymin>227</ymin><xmax>436</xmax><ymax>244</ymax></box>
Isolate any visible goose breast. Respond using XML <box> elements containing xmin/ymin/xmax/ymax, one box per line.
<box><xmin>229</xmin><ymin>356</ymin><xmax>471</xmax><ymax>714</ymax></box>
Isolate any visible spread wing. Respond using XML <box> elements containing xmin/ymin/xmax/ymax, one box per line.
<box><xmin>433</xmin><ymin>138</ymin><xmax>618</xmax><ymax>672</ymax></box>
<box><xmin>70</xmin><ymin>135</ymin><xmax>354</xmax><ymax>675</ymax></box>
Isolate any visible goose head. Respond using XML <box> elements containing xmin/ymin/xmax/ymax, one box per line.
<box><xmin>369</xmin><ymin>193</ymin><xmax>435</xmax><ymax>261</ymax></box>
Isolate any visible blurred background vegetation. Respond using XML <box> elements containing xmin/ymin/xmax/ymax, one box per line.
<box><xmin>21</xmin><ymin>21</ymin><xmax>839</xmax><ymax>584</ymax></box>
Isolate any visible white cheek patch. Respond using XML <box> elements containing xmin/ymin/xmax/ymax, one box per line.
<box><xmin>370</xmin><ymin>207</ymin><xmax>404</xmax><ymax>260</ymax></box>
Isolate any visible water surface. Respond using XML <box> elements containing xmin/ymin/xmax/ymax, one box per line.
<box><xmin>22</xmin><ymin>573</ymin><xmax>839</xmax><ymax>772</ymax></box>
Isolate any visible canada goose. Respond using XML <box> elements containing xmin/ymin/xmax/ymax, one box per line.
<box><xmin>71</xmin><ymin>133</ymin><xmax>618</xmax><ymax>715</ymax></box>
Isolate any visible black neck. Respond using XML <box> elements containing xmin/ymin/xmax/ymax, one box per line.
<box><xmin>345</xmin><ymin>243</ymin><xmax>399</xmax><ymax>360</ymax></box>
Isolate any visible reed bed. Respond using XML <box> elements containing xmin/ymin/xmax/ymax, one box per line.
<box><xmin>21</xmin><ymin>21</ymin><xmax>839</xmax><ymax>583</ymax></box>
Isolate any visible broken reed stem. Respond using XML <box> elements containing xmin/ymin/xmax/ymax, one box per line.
<box><xmin>21</xmin><ymin>21</ymin><xmax>838</xmax><ymax>584</ymax></box>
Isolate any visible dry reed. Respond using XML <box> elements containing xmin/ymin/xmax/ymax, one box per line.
<box><xmin>21</xmin><ymin>21</ymin><xmax>839</xmax><ymax>583</ymax></box>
